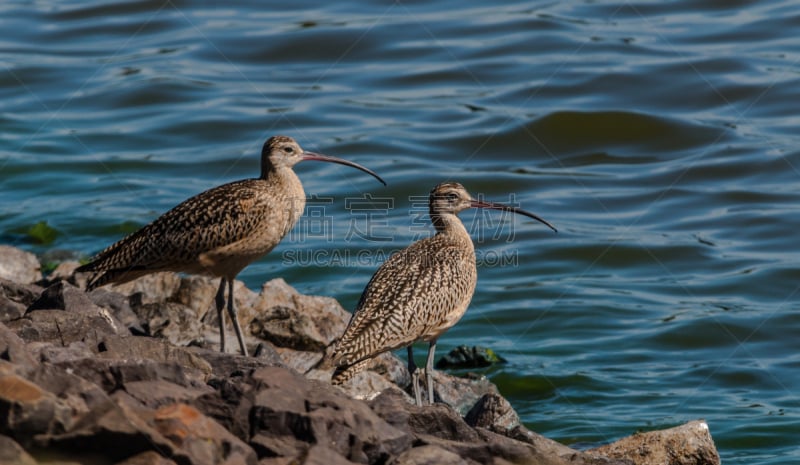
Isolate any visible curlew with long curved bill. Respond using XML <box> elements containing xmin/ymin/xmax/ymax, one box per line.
<box><xmin>330</xmin><ymin>182</ymin><xmax>556</xmax><ymax>405</ymax></box>
<box><xmin>76</xmin><ymin>135</ymin><xmax>386</xmax><ymax>356</ymax></box>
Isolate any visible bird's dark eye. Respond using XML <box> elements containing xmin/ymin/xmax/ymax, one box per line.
<box><xmin>283</xmin><ymin>146</ymin><xmax>294</xmax><ymax>154</ymax></box>
<box><xmin>446</xmin><ymin>193</ymin><xmax>458</xmax><ymax>201</ymax></box>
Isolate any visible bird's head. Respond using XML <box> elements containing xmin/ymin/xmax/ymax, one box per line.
<box><xmin>260</xmin><ymin>135</ymin><xmax>385</xmax><ymax>186</ymax></box>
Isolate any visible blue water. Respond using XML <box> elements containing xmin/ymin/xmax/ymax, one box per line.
<box><xmin>2</xmin><ymin>1</ymin><xmax>799</xmax><ymax>462</ymax></box>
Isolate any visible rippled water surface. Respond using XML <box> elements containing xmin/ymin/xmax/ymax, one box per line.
<box><xmin>2</xmin><ymin>1</ymin><xmax>800</xmax><ymax>462</ymax></box>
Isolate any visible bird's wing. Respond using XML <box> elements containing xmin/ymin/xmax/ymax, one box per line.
<box><xmin>76</xmin><ymin>180</ymin><xmax>273</xmax><ymax>279</ymax></box>
<box><xmin>332</xmin><ymin>237</ymin><xmax>474</xmax><ymax>367</ymax></box>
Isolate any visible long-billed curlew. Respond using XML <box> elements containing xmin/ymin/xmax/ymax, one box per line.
<box><xmin>330</xmin><ymin>182</ymin><xmax>556</xmax><ymax>405</ymax></box>
<box><xmin>76</xmin><ymin>135</ymin><xmax>385</xmax><ymax>356</ymax></box>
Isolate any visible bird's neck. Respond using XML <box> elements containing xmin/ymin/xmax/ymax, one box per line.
<box><xmin>263</xmin><ymin>164</ymin><xmax>297</xmax><ymax>184</ymax></box>
<box><xmin>432</xmin><ymin>212</ymin><xmax>469</xmax><ymax>238</ymax></box>
<box><xmin>260</xmin><ymin>161</ymin><xmax>278</xmax><ymax>180</ymax></box>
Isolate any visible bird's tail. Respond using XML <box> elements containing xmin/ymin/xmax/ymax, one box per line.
<box><xmin>331</xmin><ymin>359</ymin><xmax>369</xmax><ymax>385</ymax></box>
<box><xmin>73</xmin><ymin>264</ymin><xmax>150</xmax><ymax>291</ymax></box>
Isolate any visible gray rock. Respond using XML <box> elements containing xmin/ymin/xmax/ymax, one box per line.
<box><xmin>0</xmin><ymin>248</ymin><xmax>722</xmax><ymax>465</ymax></box>
<box><xmin>588</xmin><ymin>420</ymin><xmax>720</xmax><ymax>465</ymax></box>
<box><xmin>130</xmin><ymin>301</ymin><xmax>205</xmax><ymax>347</ymax></box>
<box><xmin>465</xmin><ymin>393</ymin><xmax>521</xmax><ymax>435</ymax></box>
<box><xmin>465</xmin><ymin>393</ymin><xmax>597</xmax><ymax>463</ymax></box>
<box><xmin>190</xmin><ymin>345</ymin><xmax>283</xmax><ymax>379</ymax></box>
<box><xmin>0</xmin><ymin>246</ymin><xmax>42</xmax><ymax>284</ymax></box>
<box><xmin>249</xmin><ymin>279</ymin><xmax>350</xmax><ymax>352</ymax></box>
<box><xmin>429</xmin><ymin>370</ymin><xmax>499</xmax><ymax>415</ymax></box>
<box><xmin>251</xmin><ymin>305</ymin><xmax>329</xmax><ymax>352</ymax></box>
<box><xmin>31</xmin><ymin>340</ymin><xmax>95</xmax><ymax>364</ymax></box>
<box><xmin>27</xmin><ymin>280</ymin><xmax>97</xmax><ymax>313</ymax></box>
<box><xmin>9</xmin><ymin>308</ymin><xmax>123</xmax><ymax>348</ymax></box>
<box><xmin>97</xmin><ymin>335</ymin><xmax>214</xmax><ymax>377</ymax></box>
<box><xmin>370</xmin><ymin>389</ymin><xmax>622</xmax><ymax>465</ymax></box>
<box><xmin>124</xmin><ymin>379</ymin><xmax>213</xmax><ymax>409</ymax></box>
<box><xmin>88</xmin><ymin>288</ymin><xmax>145</xmax><ymax>334</ymax></box>
<box><xmin>52</xmin><ymin>357</ymin><xmax>207</xmax><ymax>394</ymax></box>
<box><xmin>0</xmin><ymin>278</ymin><xmax>43</xmax><ymax>307</ymax></box>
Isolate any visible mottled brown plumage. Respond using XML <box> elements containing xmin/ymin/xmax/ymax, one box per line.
<box><xmin>330</xmin><ymin>182</ymin><xmax>556</xmax><ymax>405</ymax></box>
<box><xmin>76</xmin><ymin>135</ymin><xmax>385</xmax><ymax>356</ymax></box>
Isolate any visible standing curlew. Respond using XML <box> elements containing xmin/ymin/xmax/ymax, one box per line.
<box><xmin>76</xmin><ymin>135</ymin><xmax>385</xmax><ymax>356</ymax></box>
<box><xmin>330</xmin><ymin>182</ymin><xmax>556</xmax><ymax>405</ymax></box>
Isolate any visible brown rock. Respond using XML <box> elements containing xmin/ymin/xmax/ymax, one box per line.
<box><xmin>302</xmin><ymin>444</ymin><xmax>361</xmax><ymax>465</ymax></box>
<box><xmin>125</xmin><ymin>380</ymin><xmax>212</xmax><ymax>409</ymax></box>
<box><xmin>0</xmin><ymin>434</ymin><xmax>37</xmax><ymax>465</ymax></box>
<box><xmin>179</xmin><ymin>275</ymin><xmax>259</xmax><ymax>321</ymax></box>
<box><xmin>0</xmin><ymin>373</ymin><xmax>72</xmax><ymax>443</ymax></box>
<box><xmin>44</xmin><ymin>260</ymin><xmax>81</xmax><ymax>285</ymax></box>
<box><xmin>0</xmin><ymin>246</ymin><xmax>42</xmax><ymax>284</ymax></box>
<box><xmin>273</xmin><ymin>345</ymin><xmax>323</xmax><ymax>373</ymax></box>
<box><xmin>194</xmin><ymin>376</ymin><xmax>253</xmax><ymax>441</ymax></box>
<box><xmin>0</xmin><ymin>291</ymin><xmax>26</xmax><ymax>323</ymax></box>
<box><xmin>248</xmin><ymin>366</ymin><xmax>412</xmax><ymax>463</ymax></box>
<box><xmin>115</xmin><ymin>450</ymin><xmax>178</xmax><ymax>465</ymax></box>
<box><xmin>37</xmin><ymin>393</ymin><xmax>170</xmax><ymax>462</ymax></box>
<box><xmin>588</xmin><ymin>420</ymin><xmax>720</xmax><ymax>465</ymax></box>
<box><xmin>0</xmin><ymin>322</ymin><xmax>38</xmax><ymax>369</ymax></box>
<box><xmin>389</xmin><ymin>445</ymin><xmax>472</xmax><ymax>465</ymax></box>
<box><xmin>321</xmin><ymin>367</ymin><xmax>408</xmax><ymax>402</ymax></box>
<box><xmin>153</xmin><ymin>403</ymin><xmax>257</xmax><ymax>465</ymax></box>
<box><xmin>27</xmin><ymin>361</ymin><xmax>111</xmax><ymax>423</ymax></box>
<box><xmin>39</xmin><ymin>394</ymin><xmax>257</xmax><ymax>465</ymax></box>
<box><xmin>108</xmin><ymin>272</ymin><xmax>182</xmax><ymax>304</ymax></box>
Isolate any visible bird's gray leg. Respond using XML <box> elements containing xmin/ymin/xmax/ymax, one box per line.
<box><xmin>215</xmin><ymin>278</ymin><xmax>226</xmax><ymax>353</ymax></box>
<box><xmin>226</xmin><ymin>278</ymin><xmax>249</xmax><ymax>357</ymax></box>
<box><xmin>425</xmin><ymin>340</ymin><xmax>437</xmax><ymax>405</ymax></box>
<box><xmin>408</xmin><ymin>346</ymin><xmax>422</xmax><ymax>406</ymax></box>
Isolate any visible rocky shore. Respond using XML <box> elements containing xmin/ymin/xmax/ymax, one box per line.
<box><xmin>0</xmin><ymin>245</ymin><xmax>720</xmax><ymax>465</ymax></box>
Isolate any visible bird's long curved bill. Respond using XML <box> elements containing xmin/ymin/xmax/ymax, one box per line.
<box><xmin>302</xmin><ymin>152</ymin><xmax>387</xmax><ymax>186</ymax></box>
<box><xmin>470</xmin><ymin>199</ymin><xmax>557</xmax><ymax>233</ymax></box>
